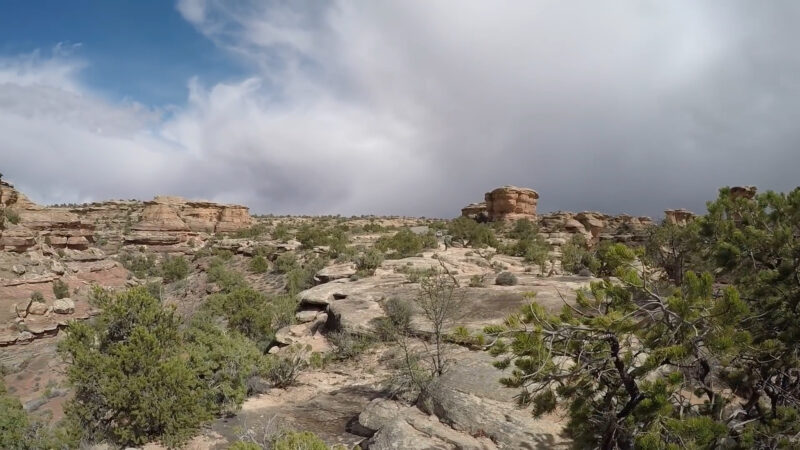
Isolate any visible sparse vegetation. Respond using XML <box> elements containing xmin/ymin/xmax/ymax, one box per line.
<box><xmin>355</xmin><ymin>248</ymin><xmax>384</xmax><ymax>275</ymax></box>
<box><xmin>375</xmin><ymin>228</ymin><xmax>438</xmax><ymax>259</ymax></box>
<box><xmin>494</xmin><ymin>271</ymin><xmax>517</xmax><ymax>286</ymax></box>
<box><xmin>249</xmin><ymin>255</ymin><xmax>270</xmax><ymax>273</ymax></box>
<box><xmin>159</xmin><ymin>255</ymin><xmax>189</xmax><ymax>283</ymax></box>
<box><xmin>52</xmin><ymin>279</ymin><xmax>69</xmax><ymax>299</ymax></box>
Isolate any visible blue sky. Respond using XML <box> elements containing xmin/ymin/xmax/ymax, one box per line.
<box><xmin>0</xmin><ymin>0</ymin><xmax>243</xmax><ymax>106</ymax></box>
<box><xmin>1</xmin><ymin>1</ymin><xmax>799</xmax><ymax>216</ymax></box>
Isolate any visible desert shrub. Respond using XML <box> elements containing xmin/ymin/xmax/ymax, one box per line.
<box><xmin>159</xmin><ymin>255</ymin><xmax>189</xmax><ymax>283</ymax></box>
<box><xmin>495</xmin><ymin>271</ymin><xmax>517</xmax><ymax>286</ymax></box>
<box><xmin>52</xmin><ymin>279</ymin><xmax>70</xmax><ymax>299</ymax></box>
<box><xmin>384</xmin><ymin>297</ymin><xmax>413</xmax><ymax>331</ymax></box>
<box><xmin>249</xmin><ymin>255</ymin><xmax>270</xmax><ymax>274</ymax></box>
<box><xmin>396</xmin><ymin>265</ymin><xmax>437</xmax><ymax>283</ymax></box>
<box><xmin>207</xmin><ymin>259</ymin><xmax>248</xmax><ymax>293</ymax></box>
<box><xmin>375</xmin><ymin>228</ymin><xmax>437</xmax><ymax>259</ymax></box>
<box><xmin>58</xmin><ymin>287</ymin><xmax>212</xmax><ymax>447</ymax></box>
<box><xmin>234</xmin><ymin>223</ymin><xmax>269</xmax><ymax>239</ymax></box>
<box><xmin>560</xmin><ymin>234</ymin><xmax>597</xmax><ymax>274</ymax></box>
<box><xmin>508</xmin><ymin>218</ymin><xmax>539</xmax><ymax>239</ymax></box>
<box><xmin>228</xmin><ymin>442</ymin><xmax>262</xmax><ymax>450</ymax></box>
<box><xmin>266</xmin><ymin>344</ymin><xmax>310</xmax><ymax>388</ymax></box>
<box><xmin>119</xmin><ymin>251</ymin><xmax>158</xmax><ymax>278</ymax></box>
<box><xmin>272</xmin><ymin>431</ymin><xmax>331</xmax><ymax>450</ymax></box>
<box><xmin>447</xmin><ymin>217</ymin><xmax>498</xmax><ymax>248</ymax></box>
<box><xmin>271</xmin><ymin>223</ymin><xmax>291</xmax><ymax>241</ymax></box>
<box><xmin>355</xmin><ymin>248</ymin><xmax>384</xmax><ymax>275</ymax></box>
<box><xmin>296</xmin><ymin>224</ymin><xmax>349</xmax><ymax>251</ymax></box>
<box><xmin>0</xmin><ymin>380</ymin><xmax>30</xmax><ymax>448</ymax></box>
<box><xmin>30</xmin><ymin>291</ymin><xmax>44</xmax><ymax>303</ymax></box>
<box><xmin>203</xmin><ymin>288</ymin><xmax>297</xmax><ymax>352</ymax></box>
<box><xmin>4</xmin><ymin>209</ymin><xmax>20</xmax><ymax>225</ymax></box>
<box><xmin>274</xmin><ymin>252</ymin><xmax>299</xmax><ymax>274</ymax></box>
<box><xmin>184</xmin><ymin>320</ymin><xmax>266</xmax><ymax>417</ymax></box>
<box><xmin>468</xmin><ymin>274</ymin><xmax>486</xmax><ymax>287</ymax></box>
<box><xmin>362</xmin><ymin>222</ymin><xmax>384</xmax><ymax>233</ymax></box>
<box><xmin>327</xmin><ymin>331</ymin><xmax>373</xmax><ymax>360</ymax></box>
<box><xmin>284</xmin><ymin>256</ymin><xmax>326</xmax><ymax>295</ymax></box>
<box><xmin>594</xmin><ymin>241</ymin><xmax>637</xmax><ymax>276</ymax></box>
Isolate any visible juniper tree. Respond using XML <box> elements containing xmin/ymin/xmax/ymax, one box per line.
<box><xmin>487</xmin><ymin>187</ymin><xmax>800</xmax><ymax>449</ymax></box>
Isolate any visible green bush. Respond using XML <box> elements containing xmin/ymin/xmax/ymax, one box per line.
<box><xmin>561</xmin><ymin>235</ymin><xmax>598</xmax><ymax>274</ymax></box>
<box><xmin>0</xmin><ymin>380</ymin><xmax>30</xmax><ymax>448</ymax></box>
<box><xmin>495</xmin><ymin>271</ymin><xmax>518</xmax><ymax>286</ymax></box>
<box><xmin>58</xmin><ymin>287</ymin><xmax>212</xmax><ymax>447</ymax></box>
<box><xmin>228</xmin><ymin>442</ymin><xmax>262</xmax><ymax>450</ymax></box>
<box><xmin>447</xmin><ymin>217</ymin><xmax>498</xmax><ymax>248</ymax></box>
<box><xmin>249</xmin><ymin>255</ymin><xmax>270</xmax><ymax>274</ymax></box>
<box><xmin>284</xmin><ymin>257</ymin><xmax>326</xmax><ymax>295</ymax></box>
<box><xmin>355</xmin><ymin>248</ymin><xmax>384</xmax><ymax>275</ymax></box>
<box><xmin>273</xmin><ymin>431</ymin><xmax>330</xmax><ymax>450</ymax></box>
<box><xmin>233</xmin><ymin>223</ymin><xmax>269</xmax><ymax>239</ymax></box>
<box><xmin>468</xmin><ymin>274</ymin><xmax>486</xmax><ymax>287</ymax></box>
<box><xmin>274</xmin><ymin>252</ymin><xmax>299</xmax><ymax>274</ymax></box>
<box><xmin>266</xmin><ymin>344</ymin><xmax>309</xmax><ymax>388</ymax></box>
<box><xmin>595</xmin><ymin>241</ymin><xmax>637</xmax><ymax>276</ymax></box>
<box><xmin>52</xmin><ymin>279</ymin><xmax>70</xmax><ymax>299</ymax></box>
<box><xmin>207</xmin><ymin>259</ymin><xmax>248</xmax><ymax>293</ymax></box>
<box><xmin>327</xmin><ymin>331</ymin><xmax>373</xmax><ymax>360</ymax></box>
<box><xmin>271</xmin><ymin>223</ymin><xmax>291</xmax><ymax>241</ymax></box>
<box><xmin>30</xmin><ymin>291</ymin><xmax>44</xmax><ymax>303</ymax></box>
<box><xmin>4</xmin><ymin>209</ymin><xmax>20</xmax><ymax>225</ymax></box>
<box><xmin>184</xmin><ymin>320</ymin><xmax>266</xmax><ymax>417</ymax></box>
<box><xmin>376</xmin><ymin>228</ymin><xmax>438</xmax><ymax>259</ymax></box>
<box><xmin>119</xmin><ymin>251</ymin><xmax>158</xmax><ymax>278</ymax></box>
<box><xmin>204</xmin><ymin>288</ymin><xmax>297</xmax><ymax>352</ymax></box>
<box><xmin>159</xmin><ymin>255</ymin><xmax>189</xmax><ymax>283</ymax></box>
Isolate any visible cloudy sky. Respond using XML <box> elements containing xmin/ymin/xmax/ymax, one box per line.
<box><xmin>1</xmin><ymin>1</ymin><xmax>798</xmax><ymax>217</ymax></box>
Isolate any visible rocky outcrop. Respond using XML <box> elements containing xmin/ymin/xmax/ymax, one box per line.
<box><xmin>484</xmin><ymin>186</ymin><xmax>538</xmax><ymax>222</ymax></box>
<box><xmin>460</xmin><ymin>202</ymin><xmax>488</xmax><ymax>221</ymax></box>
<box><xmin>730</xmin><ymin>185</ymin><xmax>757</xmax><ymax>200</ymax></box>
<box><xmin>664</xmin><ymin>209</ymin><xmax>695</xmax><ymax>226</ymax></box>
<box><xmin>0</xmin><ymin>181</ymin><xmax>95</xmax><ymax>252</ymax></box>
<box><xmin>125</xmin><ymin>196</ymin><xmax>252</xmax><ymax>249</ymax></box>
<box><xmin>538</xmin><ymin>211</ymin><xmax>653</xmax><ymax>248</ymax></box>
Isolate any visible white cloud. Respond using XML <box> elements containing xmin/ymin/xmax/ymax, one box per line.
<box><xmin>3</xmin><ymin>1</ymin><xmax>800</xmax><ymax>216</ymax></box>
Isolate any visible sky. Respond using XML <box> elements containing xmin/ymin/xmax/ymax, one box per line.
<box><xmin>1</xmin><ymin>1</ymin><xmax>799</xmax><ymax>218</ymax></box>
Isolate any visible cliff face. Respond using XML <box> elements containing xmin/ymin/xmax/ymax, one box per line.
<box><xmin>0</xmin><ymin>181</ymin><xmax>255</xmax><ymax>346</ymax></box>
<box><xmin>1</xmin><ymin>182</ymin><xmax>95</xmax><ymax>252</ymax></box>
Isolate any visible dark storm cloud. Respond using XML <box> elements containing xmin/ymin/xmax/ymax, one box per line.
<box><xmin>2</xmin><ymin>1</ymin><xmax>800</xmax><ymax>218</ymax></box>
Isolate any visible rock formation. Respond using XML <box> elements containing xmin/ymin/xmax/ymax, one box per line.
<box><xmin>485</xmin><ymin>186</ymin><xmax>538</xmax><ymax>221</ymax></box>
<box><xmin>1</xmin><ymin>181</ymin><xmax>95</xmax><ymax>252</ymax></box>
<box><xmin>664</xmin><ymin>208</ymin><xmax>695</xmax><ymax>226</ymax></box>
<box><xmin>461</xmin><ymin>186</ymin><xmax>538</xmax><ymax>222</ymax></box>
<box><xmin>460</xmin><ymin>202</ymin><xmax>487</xmax><ymax>221</ymax></box>
<box><xmin>730</xmin><ymin>185</ymin><xmax>757</xmax><ymax>200</ymax></box>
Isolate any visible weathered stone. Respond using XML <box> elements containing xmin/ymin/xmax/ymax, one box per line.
<box><xmin>664</xmin><ymin>209</ymin><xmax>695</xmax><ymax>226</ymax></box>
<box><xmin>295</xmin><ymin>310</ymin><xmax>320</xmax><ymax>323</ymax></box>
<box><xmin>484</xmin><ymin>186</ymin><xmax>538</xmax><ymax>222</ymax></box>
<box><xmin>315</xmin><ymin>263</ymin><xmax>357</xmax><ymax>283</ymax></box>
<box><xmin>52</xmin><ymin>298</ymin><xmax>75</xmax><ymax>314</ymax></box>
<box><xmin>11</xmin><ymin>265</ymin><xmax>26</xmax><ymax>275</ymax></box>
<box><xmin>28</xmin><ymin>302</ymin><xmax>48</xmax><ymax>315</ymax></box>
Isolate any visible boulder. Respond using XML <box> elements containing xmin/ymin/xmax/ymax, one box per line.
<box><xmin>53</xmin><ymin>298</ymin><xmax>75</xmax><ymax>314</ymax></box>
<box><xmin>28</xmin><ymin>302</ymin><xmax>48</xmax><ymax>315</ymax></box>
<box><xmin>315</xmin><ymin>263</ymin><xmax>357</xmax><ymax>283</ymax></box>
